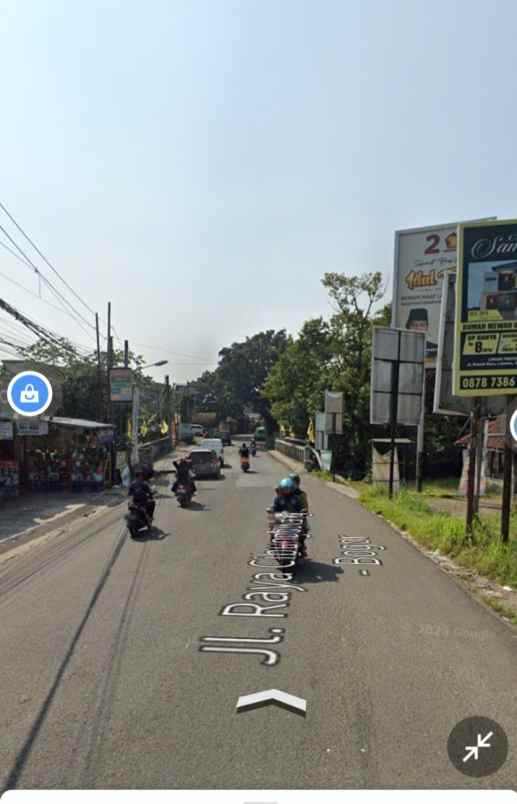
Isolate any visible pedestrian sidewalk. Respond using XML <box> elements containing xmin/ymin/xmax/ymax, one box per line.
<box><xmin>0</xmin><ymin>486</ymin><xmax>126</xmax><ymax>549</ymax></box>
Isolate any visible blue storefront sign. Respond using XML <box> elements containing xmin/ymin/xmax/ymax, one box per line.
<box><xmin>7</xmin><ymin>371</ymin><xmax>53</xmax><ymax>418</ymax></box>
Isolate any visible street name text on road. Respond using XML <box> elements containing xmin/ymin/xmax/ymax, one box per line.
<box><xmin>199</xmin><ymin>536</ymin><xmax>306</xmax><ymax>666</ymax></box>
<box><xmin>333</xmin><ymin>534</ymin><xmax>386</xmax><ymax>573</ymax></box>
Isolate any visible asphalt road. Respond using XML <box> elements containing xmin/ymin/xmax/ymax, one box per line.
<box><xmin>1</xmin><ymin>445</ymin><xmax>517</xmax><ymax>791</ymax></box>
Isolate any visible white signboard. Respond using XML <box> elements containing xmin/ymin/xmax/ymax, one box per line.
<box><xmin>0</xmin><ymin>421</ymin><xmax>13</xmax><ymax>439</ymax></box>
<box><xmin>16</xmin><ymin>419</ymin><xmax>49</xmax><ymax>436</ymax></box>
<box><xmin>392</xmin><ymin>218</ymin><xmax>495</xmax><ymax>364</ymax></box>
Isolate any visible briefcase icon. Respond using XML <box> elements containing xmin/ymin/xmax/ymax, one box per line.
<box><xmin>20</xmin><ymin>384</ymin><xmax>39</xmax><ymax>404</ymax></box>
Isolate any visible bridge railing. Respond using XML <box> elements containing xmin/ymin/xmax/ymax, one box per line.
<box><xmin>274</xmin><ymin>438</ymin><xmax>322</xmax><ymax>471</ymax></box>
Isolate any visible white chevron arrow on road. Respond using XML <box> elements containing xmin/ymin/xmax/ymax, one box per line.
<box><xmin>236</xmin><ymin>689</ymin><xmax>307</xmax><ymax>716</ymax></box>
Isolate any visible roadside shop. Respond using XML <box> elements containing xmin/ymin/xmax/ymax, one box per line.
<box><xmin>11</xmin><ymin>416</ymin><xmax>114</xmax><ymax>493</ymax></box>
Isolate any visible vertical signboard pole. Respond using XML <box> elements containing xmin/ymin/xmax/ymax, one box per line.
<box><xmin>388</xmin><ymin>332</ymin><xmax>401</xmax><ymax>499</ymax></box>
<box><xmin>474</xmin><ymin>408</ymin><xmax>485</xmax><ymax>516</ymax></box>
<box><xmin>466</xmin><ymin>403</ymin><xmax>480</xmax><ymax>534</ymax></box>
<box><xmin>415</xmin><ymin>369</ymin><xmax>426</xmax><ymax>492</ymax></box>
<box><xmin>501</xmin><ymin>397</ymin><xmax>513</xmax><ymax>543</ymax></box>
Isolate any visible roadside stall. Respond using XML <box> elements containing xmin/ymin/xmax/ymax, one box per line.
<box><xmin>19</xmin><ymin>417</ymin><xmax>114</xmax><ymax>493</ymax></box>
<box><xmin>0</xmin><ymin>418</ymin><xmax>19</xmax><ymax>499</ymax></box>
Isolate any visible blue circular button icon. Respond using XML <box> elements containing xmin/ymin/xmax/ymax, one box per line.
<box><xmin>7</xmin><ymin>371</ymin><xmax>53</xmax><ymax>417</ymax></box>
<box><xmin>510</xmin><ymin>410</ymin><xmax>517</xmax><ymax>442</ymax></box>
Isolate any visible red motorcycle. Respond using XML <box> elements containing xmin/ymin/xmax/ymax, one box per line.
<box><xmin>267</xmin><ymin>510</ymin><xmax>309</xmax><ymax>571</ymax></box>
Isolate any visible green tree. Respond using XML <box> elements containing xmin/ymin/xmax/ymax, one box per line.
<box><xmin>189</xmin><ymin>330</ymin><xmax>288</xmax><ymax>431</ymax></box>
<box><xmin>263</xmin><ymin>319</ymin><xmax>333</xmax><ymax>437</ymax></box>
<box><xmin>319</xmin><ymin>271</ymin><xmax>385</xmax><ymax>474</ymax></box>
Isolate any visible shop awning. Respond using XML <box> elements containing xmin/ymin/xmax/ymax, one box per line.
<box><xmin>42</xmin><ymin>416</ymin><xmax>114</xmax><ymax>431</ymax></box>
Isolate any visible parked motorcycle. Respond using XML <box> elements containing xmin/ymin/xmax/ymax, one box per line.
<box><xmin>125</xmin><ymin>501</ymin><xmax>153</xmax><ymax>539</ymax></box>
<box><xmin>240</xmin><ymin>455</ymin><xmax>250</xmax><ymax>472</ymax></box>
<box><xmin>267</xmin><ymin>509</ymin><xmax>309</xmax><ymax>572</ymax></box>
<box><xmin>175</xmin><ymin>482</ymin><xmax>192</xmax><ymax>508</ymax></box>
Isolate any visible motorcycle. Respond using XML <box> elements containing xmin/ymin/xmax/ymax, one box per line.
<box><xmin>175</xmin><ymin>482</ymin><xmax>192</xmax><ymax>508</ymax></box>
<box><xmin>251</xmin><ymin>445</ymin><xmax>257</xmax><ymax>457</ymax></box>
<box><xmin>125</xmin><ymin>500</ymin><xmax>153</xmax><ymax>539</ymax></box>
<box><xmin>240</xmin><ymin>455</ymin><xmax>250</xmax><ymax>472</ymax></box>
<box><xmin>267</xmin><ymin>509</ymin><xmax>309</xmax><ymax>572</ymax></box>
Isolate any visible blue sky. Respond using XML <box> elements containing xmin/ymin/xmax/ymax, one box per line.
<box><xmin>2</xmin><ymin>0</ymin><xmax>517</xmax><ymax>381</ymax></box>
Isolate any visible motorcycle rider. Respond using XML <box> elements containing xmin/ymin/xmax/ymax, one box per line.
<box><xmin>239</xmin><ymin>443</ymin><xmax>250</xmax><ymax>459</ymax></box>
<box><xmin>289</xmin><ymin>472</ymin><xmax>309</xmax><ymax>512</ymax></box>
<box><xmin>250</xmin><ymin>438</ymin><xmax>257</xmax><ymax>456</ymax></box>
<box><xmin>172</xmin><ymin>457</ymin><xmax>196</xmax><ymax>496</ymax></box>
<box><xmin>272</xmin><ymin>477</ymin><xmax>307</xmax><ymax>557</ymax></box>
<box><xmin>128</xmin><ymin>469</ymin><xmax>155</xmax><ymax>526</ymax></box>
<box><xmin>272</xmin><ymin>477</ymin><xmax>303</xmax><ymax>513</ymax></box>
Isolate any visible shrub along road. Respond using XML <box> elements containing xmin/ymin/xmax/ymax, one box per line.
<box><xmin>1</xmin><ymin>446</ymin><xmax>516</xmax><ymax>790</ymax></box>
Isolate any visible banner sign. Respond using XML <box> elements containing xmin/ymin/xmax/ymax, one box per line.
<box><xmin>454</xmin><ymin>219</ymin><xmax>517</xmax><ymax>396</ymax></box>
<box><xmin>110</xmin><ymin>368</ymin><xmax>133</xmax><ymax>402</ymax></box>
<box><xmin>0</xmin><ymin>420</ymin><xmax>13</xmax><ymax>439</ymax></box>
<box><xmin>392</xmin><ymin>218</ymin><xmax>495</xmax><ymax>365</ymax></box>
<box><xmin>16</xmin><ymin>419</ymin><xmax>49</xmax><ymax>436</ymax></box>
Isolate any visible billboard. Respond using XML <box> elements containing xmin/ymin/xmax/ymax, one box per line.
<box><xmin>110</xmin><ymin>368</ymin><xmax>133</xmax><ymax>402</ymax></box>
<box><xmin>454</xmin><ymin>219</ymin><xmax>517</xmax><ymax>396</ymax></box>
<box><xmin>370</xmin><ymin>327</ymin><xmax>425</xmax><ymax>426</ymax></box>
<box><xmin>434</xmin><ymin>271</ymin><xmax>506</xmax><ymax>414</ymax></box>
<box><xmin>392</xmin><ymin>218</ymin><xmax>495</xmax><ymax>364</ymax></box>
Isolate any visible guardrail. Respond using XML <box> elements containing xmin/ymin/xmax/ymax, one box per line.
<box><xmin>274</xmin><ymin>439</ymin><xmax>322</xmax><ymax>470</ymax></box>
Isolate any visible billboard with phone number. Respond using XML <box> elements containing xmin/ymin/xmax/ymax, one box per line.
<box><xmin>454</xmin><ymin>219</ymin><xmax>517</xmax><ymax>396</ymax></box>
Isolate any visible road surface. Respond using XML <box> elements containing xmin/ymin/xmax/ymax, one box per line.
<box><xmin>1</xmin><ymin>446</ymin><xmax>516</xmax><ymax>790</ymax></box>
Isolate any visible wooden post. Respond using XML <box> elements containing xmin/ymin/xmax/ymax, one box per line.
<box><xmin>466</xmin><ymin>403</ymin><xmax>480</xmax><ymax>535</ymax></box>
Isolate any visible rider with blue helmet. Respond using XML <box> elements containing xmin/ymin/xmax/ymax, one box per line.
<box><xmin>272</xmin><ymin>477</ymin><xmax>303</xmax><ymax>514</ymax></box>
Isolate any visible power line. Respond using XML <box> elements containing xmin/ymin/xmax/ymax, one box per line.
<box><xmin>0</xmin><ymin>221</ymin><xmax>97</xmax><ymax>342</ymax></box>
<box><xmin>0</xmin><ymin>199</ymin><xmax>97</xmax><ymax>317</ymax></box>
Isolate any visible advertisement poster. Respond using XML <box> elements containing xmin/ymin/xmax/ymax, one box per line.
<box><xmin>110</xmin><ymin>368</ymin><xmax>133</xmax><ymax>402</ymax></box>
<box><xmin>392</xmin><ymin>218</ymin><xmax>495</xmax><ymax>364</ymax></box>
<box><xmin>454</xmin><ymin>219</ymin><xmax>517</xmax><ymax>396</ymax></box>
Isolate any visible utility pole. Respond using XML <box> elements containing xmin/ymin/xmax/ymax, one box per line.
<box><xmin>106</xmin><ymin>301</ymin><xmax>116</xmax><ymax>485</ymax></box>
<box><xmin>165</xmin><ymin>374</ymin><xmax>172</xmax><ymax>445</ymax></box>
<box><xmin>95</xmin><ymin>313</ymin><xmax>102</xmax><ymax>422</ymax></box>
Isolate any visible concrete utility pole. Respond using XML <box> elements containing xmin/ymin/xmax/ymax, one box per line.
<box><xmin>95</xmin><ymin>313</ymin><xmax>102</xmax><ymax>422</ymax></box>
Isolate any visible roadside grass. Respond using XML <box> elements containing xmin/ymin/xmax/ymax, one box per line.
<box><xmin>358</xmin><ymin>485</ymin><xmax>517</xmax><ymax>589</ymax></box>
<box><xmin>484</xmin><ymin>598</ymin><xmax>517</xmax><ymax>626</ymax></box>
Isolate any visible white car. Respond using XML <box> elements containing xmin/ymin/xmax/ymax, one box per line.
<box><xmin>200</xmin><ymin>438</ymin><xmax>224</xmax><ymax>467</ymax></box>
<box><xmin>191</xmin><ymin>424</ymin><xmax>205</xmax><ymax>438</ymax></box>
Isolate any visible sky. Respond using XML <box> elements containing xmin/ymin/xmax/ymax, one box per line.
<box><xmin>2</xmin><ymin>0</ymin><xmax>517</xmax><ymax>382</ymax></box>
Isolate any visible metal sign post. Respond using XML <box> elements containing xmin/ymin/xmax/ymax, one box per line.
<box><xmin>388</xmin><ymin>339</ymin><xmax>401</xmax><ymax>499</ymax></box>
<box><xmin>371</xmin><ymin>326</ymin><xmax>425</xmax><ymax>497</ymax></box>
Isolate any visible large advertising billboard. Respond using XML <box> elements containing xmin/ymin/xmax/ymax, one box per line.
<box><xmin>454</xmin><ymin>219</ymin><xmax>517</xmax><ymax>396</ymax></box>
<box><xmin>392</xmin><ymin>218</ymin><xmax>495</xmax><ymax>364</ymax></box>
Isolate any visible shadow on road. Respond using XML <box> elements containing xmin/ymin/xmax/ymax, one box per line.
<box><xmin>130</xmin><ymin>527</ymin><xmax>169</xmax><ymax>541</ymax></box>
<box><xmin>295</xmin><ymin>560</ymin><xmax>344</xmax><ymax>584</ymax></box>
